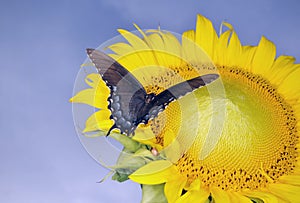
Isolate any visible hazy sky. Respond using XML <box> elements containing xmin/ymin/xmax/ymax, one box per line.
<box><xmin>1</xmin><ymin>0</ymin><xmax>299</xmax><ymax>202</ymax></box>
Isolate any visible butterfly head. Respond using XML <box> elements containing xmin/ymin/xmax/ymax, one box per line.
<box><xmin>145</xmin><ymin>93</ymin><xmax>156</xmax><ymax>104</ymax></box>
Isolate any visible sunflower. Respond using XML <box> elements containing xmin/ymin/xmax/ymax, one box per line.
<box><xmin>71</xmin><ymin>14</ymin><xmax>300</xmax><ymax>203</ymax></box>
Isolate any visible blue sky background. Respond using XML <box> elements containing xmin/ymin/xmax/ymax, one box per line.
<box><xmin>0</xmin><ymin>0</ymin><xmax>299</xmax><ymax>202</ymax></box>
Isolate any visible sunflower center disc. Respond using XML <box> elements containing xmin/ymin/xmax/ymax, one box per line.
<box><xmin>154</xmin><ymin>66</ymin><xmax>298</xmax><ymax>191</ymax></box>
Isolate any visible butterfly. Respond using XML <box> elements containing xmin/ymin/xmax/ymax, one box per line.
<box><xmin>87</xmin><ymin>49</ymin><xmax>219</xmax><ymax>136</ymax></box>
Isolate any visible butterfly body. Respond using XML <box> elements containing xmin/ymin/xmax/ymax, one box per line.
<box><xmin>109</xmin><ymin>90</ymin><xmax>161</xmax><ymax>135</ymax></box>
<box><xmin>86</xmin><ymin>48</ymin><xmax>218</xmax><ymax>136</ymax></box>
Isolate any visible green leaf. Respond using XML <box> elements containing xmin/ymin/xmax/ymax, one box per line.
<box><xmin>141</xmin><ymin>184</ymin><xmax>167</xmax><ymax>203</ymax></box>
<box><xmin>112</xmin><ymin>171</ymin><xmax>129</xmax><ymax>182</ymax></box>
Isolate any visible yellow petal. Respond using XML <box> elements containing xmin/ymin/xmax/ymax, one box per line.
<box><xmin>108</xmin><ymin>45</ymin><xmax>147</xmax><ymax>71</ymax></box>
<box><xmin>268</xmin><ymin>183</ymin><xmax>300</xmax><ymax>202</ymax></box>
<box><xmin>182</xmin><ymin>29</ymin><xmax>196</xmax><ymax>64</ymax></box>
<box><xmin>70</xmin><ymin>88</ymin><xmax>108</xmax><ymax>109</ymax></box>
<box><xmin>118</xmin><ymin>29</ymin><xmax>149</xmax><ymax>49</ymax></box>
<box><xmin>227</xmin><ymin>31</ymin><xmax>242</xmax><ymax>67</ymax></box>
<box><xmin>83</xmin><ymin>110</ymin><xmax>113</xmax><ymax>132</ymax></box>
<box><xmin>72</xmin><ymin>73</ymin><xmax>110</xmax><ymax>108</ymax></box>
<box><xmin>147</xmin><ymin>35</ymin><xmax>178</xmax><ymax>66</ymax></box>
<box><xmin>162</xmin><ymin>32</ymin><xmax>181</xmax><ymax>56</ymax></box>
<box><xmin>222</xmin><ymin>22</ymin><xmax>233</xmax><ymax>30</ymax></box>
<box><xmin>133</xmin><ymin>125</ymin><xmax>156</xmax><ymax>141</ymax></box>
<box><xmin>176</xmin><ymin>180</ymin><xmax>209</xmax><ymax>203</ymax></box>
<box><xmin>163</xmin><ymin>129</ymin><xmax>182</xmax><ymax>163</ymax></box>
<box><xmin>278</xmin><ymin>66</ymin><xmax>300</xmax><ymax>101</ymax></box>
<box><xmin>110</xmin><ymin>31</ymin><xmax>158</xmax><ymax>70</ymax></box>
<box><xmin>163</xmin><ymin>128</ymin><xmax>177</xmax><ymax>147</ymax></box>
<box><xmin>133</xmin><ymin>24</ymin><xmax>164</xmax><ymax>53</ymax></box>
<box><xmin>211</xmin><ymin>187</ymin><xmax>231</xmax><ymax>203</ymax></box>
<box><xmin>133</xmin><ymin>23</ymin><xmax>147</xmax><ymax>39</ymax></box>
<box><xmin>251</xmin><ymin>36</ymin><xmax>276</xmax><ymax>75</ymax></box>
<box><xmin>144</xmin><ymin>33</ymin><xmax>164</xmax><ymax>50</ymax></box>
<box><xmin>129</xmin><ymin>160</ymin><xmax>175</xmax><ymax>184</ymax></box>
<box><xmin>118</xmin><ymin>29</ymin><xmax>158</xmax><ymax>66</ymax></box>
<box><xmin>73</xmin><ymin>73</ymin><xmax>109</xmax><ymax>108</ymax></box>
<box><xmin>176</xmin><ymin>191</ymin><xmax>209</xmax><ymax>203</ymax></box>
<box><xmin>132</xmin><ymin>125</ymin><xmax>161</xmax><ymax>149</ymax></box>
<box><xmin>278</xmin><ymin>175</ymin><xmax>300</xmax><ymax>186</ymax></box>
<box><xmin>84</xmin><ymin>73</ymin><xmax>102</xmax><ymax>88</ymax></box>
<box><xmin>268</xmin><ymin>55</ymin><xmax>297</xmax><ymax>85</ymax></box>
<box><xmin>242</xmin><ymin>190</ymin><xmax>280</xmax><ymax>203</ymax></box>
<box><xmin>184</xmin><ymin>178</ymin><xmax>201</xmax><ymax>191</ymax></box>
<box><xmin>239</xmin><ymin>45</ymin><xmax>257</xmax><ymax>71</ymax></box>
<box><xmin>229</xmin><ymin>192</ymin><xmax>252</xmax><ymax>203</ymax></box>
<box><xmin>108</xmin><ymin>42</ymin><xmax>134</xmax><ymax>56</ymax></box>
<box><xmin>142</xmin><ymin>33</ymin><xmax>173</xmax><ymax>68</ymax></box>
<box><xmin>160</xmin><ymin>32</ymin><xmax>183</xmax><ymax>67</ymax></box>
<box><xmin>165</xmin><ymin>179</ymin><xmax>186</xmax><ymax>203</ymax></box>
<box><xmin>215</xmin><ymin>30</ymin><xmax>231</xmax><ymax>65</ymax></box>
<box><xmin>195</xmin><ymin>14</ymin><xmax>217</xmax><ymax>58</ymax></box>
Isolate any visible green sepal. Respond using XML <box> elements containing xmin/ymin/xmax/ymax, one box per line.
<box><xmin>141</xmin><ymin>184</ymin><xmax>167</xmax><ymax>203</ymax></box>
<box><xmin>109</xmin><ymin>132</ymin><xmax>142</xmax><ymax>153</ymax></box>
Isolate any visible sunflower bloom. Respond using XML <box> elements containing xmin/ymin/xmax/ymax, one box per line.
<box><xmin>71</xmin><ymin>14</ymin><xmax>300</xmax><ymax>203</ymax></box>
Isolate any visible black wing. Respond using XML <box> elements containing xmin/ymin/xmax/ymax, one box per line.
<box><xmin>147</xmin><ymin>74</ymin><xmax>219</xmax><ymax>119</ymax></box>
<box><xmin>86</xmin><ymin>49</ymin><xmax>147</xmax><ymax>135</ymax></box>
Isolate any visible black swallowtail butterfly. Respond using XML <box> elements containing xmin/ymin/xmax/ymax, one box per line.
<box><xmin>87</xmin><ymin>49</ymin><xmax>218</xmax><ymax>136</ymax></box>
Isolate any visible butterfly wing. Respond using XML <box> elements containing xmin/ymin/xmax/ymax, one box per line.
<box><xmin>86</xmin><ymin>49</ymin><xmax>147</xmax><ymax>135</ymax></box>
<box><xmin>147</xmin><ymin>74</ymin><xmax>219</xmax><ymax>119</ymax></box>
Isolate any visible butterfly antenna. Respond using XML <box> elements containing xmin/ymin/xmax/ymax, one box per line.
<box><xmin>106</xmin><ymin>124</ymin><xmax>116</xmax><ymax>136</ymax></box>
